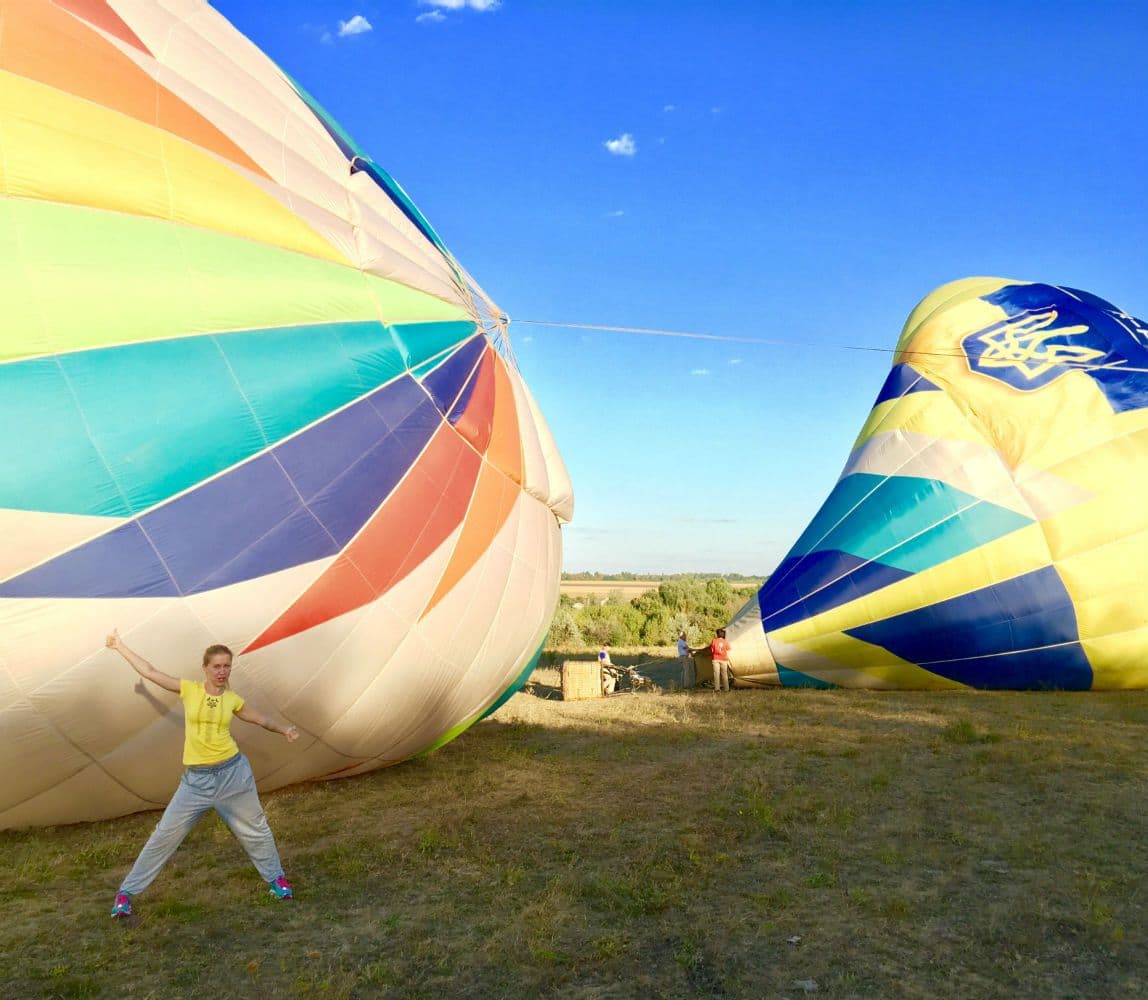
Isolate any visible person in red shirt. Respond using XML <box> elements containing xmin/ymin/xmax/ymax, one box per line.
<box><xmin>710</xmin><ymin>628</ymin><xmax>732</xmax><ymax>693</ymax></box>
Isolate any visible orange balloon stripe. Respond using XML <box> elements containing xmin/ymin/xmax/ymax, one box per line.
<box><xmin>453</xmin><ymin>350</ymin><xmax>496</xmax><ymax>454</ymax></box>
<box><xmin>3</xmin><ymin>0</ymin><xmax>267</xmax><ymax>179</ymax></box>
<box><xmin>421</xmin><ymin>462</ymin><xmax>521</xmax><ymax>619</ymax></box>
<box><xmin>419</xmin><ymin>355</ymin><xmax>528</xmax><ymax>618</ymax></box>
<box><xmin>53</xmin><ymin>0</ymin><xmax>151</xmax><ymax>55</ymax></box>
<box><xmin>487</xmin><ymin>353</ymin><xmax>524</xmax><ymax>485</ymax></box>
<box><xmin>357</xmin><ymin>435</ymin><xmax>481</xmax><ymax>595</ymax></box>
<box><xmin>259</xmin><ymin>553</ymin><xmax>377</xmax><ymax>652</ymax></box>
<box><xmin>246</xmin><ymin>424</ymin><xmax>482</xmax><ymax>653</ymax></box>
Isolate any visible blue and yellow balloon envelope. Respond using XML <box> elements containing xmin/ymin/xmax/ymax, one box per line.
<box><xmin>728</xmin><ymin>278</ymin><xmax>1148</xmax><ymax>690</ymax></box>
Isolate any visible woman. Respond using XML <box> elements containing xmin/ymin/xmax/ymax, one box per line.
<box><xmin>106</xmin><ymin>629</ymin><xmax>299</xmax><ymax>918</ymax></box>
<box><xmin>710</xmin><ymin>627</ymin><xmax>732</xmax><ymax>693</ymax></box>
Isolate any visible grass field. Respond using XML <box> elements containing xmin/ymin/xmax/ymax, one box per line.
<box><xmin>2</xmin><ymin>671</ymin><xmax>1146</xmax><ymax>998</ymax></box>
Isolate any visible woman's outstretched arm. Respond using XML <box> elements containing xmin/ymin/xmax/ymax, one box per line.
<box><xmin>234</xmin><ymin>704</ymin><xmax>300</xmax><ymax>742</ymax></box>
<box><xmin>106</xmin><ymin>629</ymin><xmax>181</xmax><ymax>693</ymax></box>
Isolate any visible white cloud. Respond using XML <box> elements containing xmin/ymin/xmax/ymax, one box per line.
<box><xmin>521</xmin><ymin>336</ymin><xmax>534</xmax><ymax>344</ymax></box>
<box><xmin>690</xmin><ymin>368</ymin><xmax>711</xmax><ymax>377</ymax></box>
<box><xmin>728</xmin><ymin>358</ymin><xmax>743</xmax><ymax>366</ymax></box>
<box><xmin>710</xmin><ymin>105</ymin><xmax>722</xmax><ymax>114</ymax></box>
<box><xmin>421</xmin><ymin>0</ymin><xmax>501</xmax><ymax>10</ymax></box>
<box><xmin>663</xmin><ymin>104</ymin><xmax>676</xmax><ymax>112</ymax></box>
<box><xmin>337</xmin><ymin>14</ymin><xmax>373</xmax><ymax>36</ymax></box>
<box><xmin>604</xmin><ymin>132</ymin><xmax>636</xmax><ymax>157</ymax></box>
<box><xmin>605</xmin><ymin>209</ymin><xmax>625</xmax><ymax>218</ymax></box>
<box><xmin>416</xmin><ymin>10</ymin><xmax>446</xmax><ymax>22</ymax></box>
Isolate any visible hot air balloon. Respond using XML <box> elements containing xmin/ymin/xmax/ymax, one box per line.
<box><xmin>724</xmin><ymin>278</ymin><xmax>1148</xmax><ymax>690</ymax></box>
<box><xmin>0</xmin><ymin>0</ymin><xmax>572</xmax><ymax>828</ymax></box>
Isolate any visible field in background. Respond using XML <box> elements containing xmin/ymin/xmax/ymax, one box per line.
<box><xmin>559</xmin><ymin>579</ymin><xmax>763</xmax><ymax>602</ymax></box>
<box><xmin>2</xmin><ymin>674</ymin><xmax>1145</xmax><ymax>997</ymax></box>
<box><xmin>560</xmin><ymin>579</ymin><xmax>667</xmax><ymax>601</ymax></box>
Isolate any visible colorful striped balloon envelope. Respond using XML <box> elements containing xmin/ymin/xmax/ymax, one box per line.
<box><xmin>0</xmin><ymin>0</ymin><xmax>573</xmax><ymax>827</ymax></box>
<box><xmin>725</xmin><ymin>278</ymin><xmax>1148</xmax><ymax>690</ymax></box>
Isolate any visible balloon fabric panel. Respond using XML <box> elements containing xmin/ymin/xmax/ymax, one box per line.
<box><xmin>0</xmin><ymin>1</ymin><xmax>571</xmax><ymax>828</ymax></box>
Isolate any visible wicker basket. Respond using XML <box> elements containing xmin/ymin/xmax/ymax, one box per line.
<box><xmin>561</xmin><ymin>660</ymin><xmax>603</xmax><ymax>701</ymax></box>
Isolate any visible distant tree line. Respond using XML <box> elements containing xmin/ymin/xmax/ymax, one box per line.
<box><xmin>546</xmin><ymin>577</ymin><xmax>759</xmax><ymax>649</ymax></box>
<box><xmin>561</xmin><ymin>571</ymin><xmax>763</xmax><ymax>583</ymax></box>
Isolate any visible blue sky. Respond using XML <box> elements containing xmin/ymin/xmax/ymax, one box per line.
<box><xmin>218</xmin><ymin>0</ymin><xmax>1148</xmax><ymax>574</ymax></box>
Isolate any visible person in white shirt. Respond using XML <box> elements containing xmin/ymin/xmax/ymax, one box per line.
<box><xmin>598</xmin><ymin>644</ymin><xmax>616</xmax><ymax>694</ymax></box>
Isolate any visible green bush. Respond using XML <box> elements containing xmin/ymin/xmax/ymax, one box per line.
<box><xmin>544</xmin><ymin>576</ymin><xmax>759</xmax><ymax>649</ymax></box>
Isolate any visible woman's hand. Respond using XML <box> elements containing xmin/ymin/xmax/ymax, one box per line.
<box><xmin>105</xmin><ymin>630</ymin><xmax>181</xmax><ymax>692</ymax></box>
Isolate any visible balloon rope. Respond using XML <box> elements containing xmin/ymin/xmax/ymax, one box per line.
<box><xmin>512</xmin><ymin>318</ymin><xmax>1148</xmax><ymax>374</ymax></box>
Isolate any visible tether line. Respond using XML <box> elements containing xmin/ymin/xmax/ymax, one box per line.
<box><xmin>512</xmin><ymin>317</ymin><xmax>1148</xmax><ymax>375</ymax></box>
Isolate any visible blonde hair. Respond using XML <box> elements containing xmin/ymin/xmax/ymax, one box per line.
<box><xmin>202</xmin><ymin>644</ymin><xmax>233</xmax><ymax>666</ymax></box>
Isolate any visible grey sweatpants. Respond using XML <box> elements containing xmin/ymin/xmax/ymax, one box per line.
<box><xmin>118</xmin><ymin>753</ymin><xmax>284</xmax><ymax>895</ymax></box>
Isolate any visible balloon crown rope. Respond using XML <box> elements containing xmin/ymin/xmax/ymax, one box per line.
<box><xmin>512</xmin><ymin>318</ymin><xmax>1148</xmax><ymax>375</ymax></box>
<box><xmin>514</xmin><ymin>309</ymin><xmax>1148</xmax><ymax>639</ymax></box>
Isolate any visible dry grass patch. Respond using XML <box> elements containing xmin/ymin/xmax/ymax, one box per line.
<box><xmin>1</xmin><ymin>683</ymin><xmax>1146</xmax><ymax>997</ymax></box>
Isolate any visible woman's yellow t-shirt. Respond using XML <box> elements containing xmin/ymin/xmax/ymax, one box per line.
<box><xmin>179</xmin><ymin>679</ymin><xmax>245</xmax><ymax>766</ymax></box>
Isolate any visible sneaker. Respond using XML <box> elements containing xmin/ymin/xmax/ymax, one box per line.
<box><xmin>110</xmin><ymin>892</ymin><xmax>132</xmax><ymax>918</ymax></box>
<box><xmin>268</xmin><ymin>875</ymin><xmax>294</xmax><ymax>900</ymax></box>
